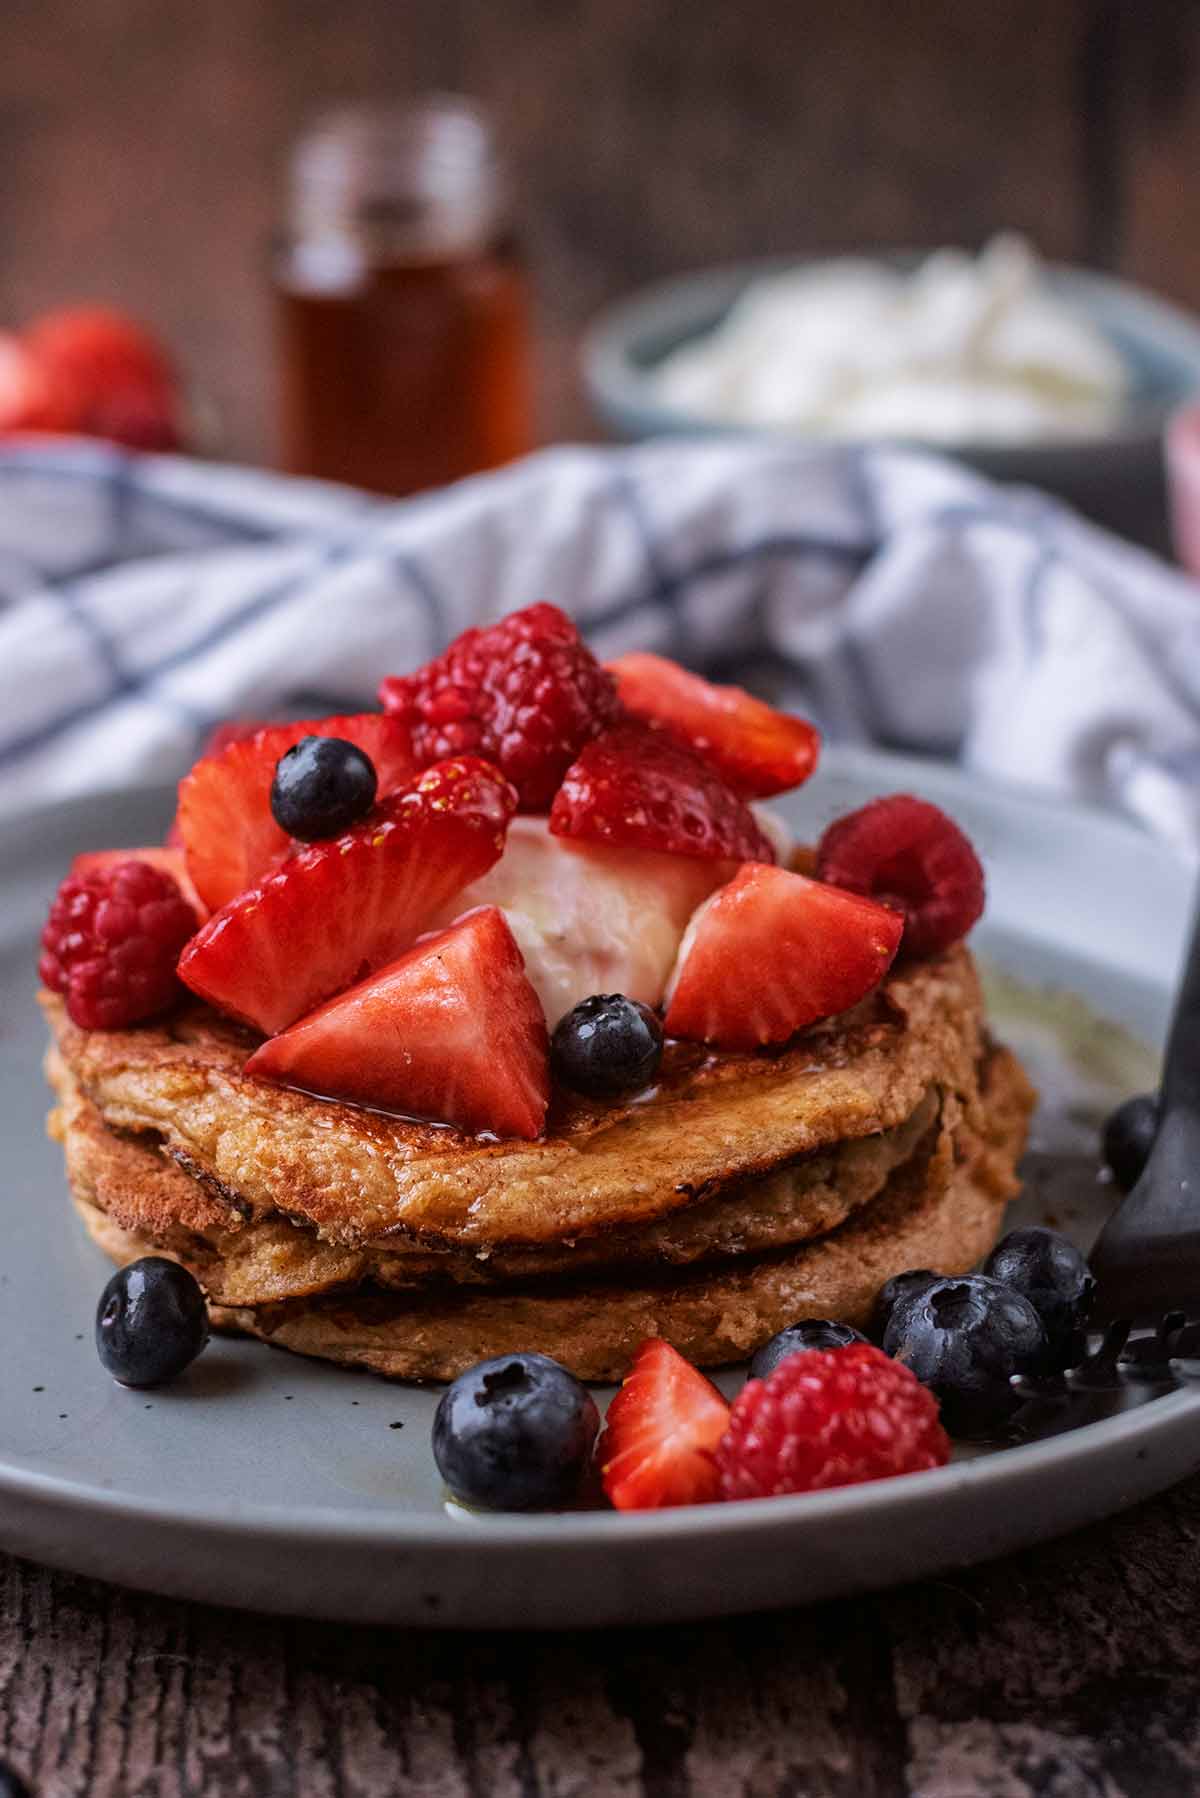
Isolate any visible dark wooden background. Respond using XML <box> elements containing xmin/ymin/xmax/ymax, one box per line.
<box><xmin>3</xmin><ymin>0</ymin><xmax>1200</xmax><ymax>464</ymax></box>
<box><xmin>5</xmin><ymin>5</ymin><xmax>1200</xmax><ymax>1791</ymax></box>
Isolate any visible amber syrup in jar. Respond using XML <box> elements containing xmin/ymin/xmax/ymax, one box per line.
<box><xmin>275</xmin><ymin>99</ymin><xmax>534</xmax><ymax>497</ymax></box>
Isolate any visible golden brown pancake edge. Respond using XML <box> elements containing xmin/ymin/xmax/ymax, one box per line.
<box><xmin>42</xmin><ymin>945</ymin><xmax>993</xmax><ymax>1249</ymax></box>
<box><xmin>63</xmin><ymin>1045</ymin><xmax>1032</xmax><ymax>1382</ymax></box>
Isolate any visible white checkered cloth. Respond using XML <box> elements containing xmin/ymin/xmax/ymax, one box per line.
<box><xmin>1</xmin><ymin>436</ymin><xmax>1198</xmax><ymax>855</ymax></box>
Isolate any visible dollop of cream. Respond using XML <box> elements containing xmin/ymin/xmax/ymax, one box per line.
<box><xmin>653</xmin><ymin>235</ymin><xmax>1128</xmax><ymax>445</ymax></box>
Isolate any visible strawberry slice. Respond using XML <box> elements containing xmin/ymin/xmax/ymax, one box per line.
<box><xmin>178</xmin><ymin>758</ymin><xmax>516</xmax><ymax>1035</ymax></box>
<box><xmin>246</xmin><ymin>906</ymin><xmax>550</xmax><ymax>1139</ymax></box>
<box><xmin>663</xmin><ymin>863</ymin><xmax>903</xmax><ymax>1049</ymax></box>
<box><xmin>607</xmin><ymin>653</ymin><xmax>820</xmax><ymax>798</ymax></box>
<box><xmin>548</xmin><ymin>720</ymin><xmax>776</xmax><ymax>863</ymax></box>
<box><xmin>70</xmin><ymin>846</ymin><xmax>207</xmax><ymax>923</ymax></box>
<box><xmin>815</xmin><ymin>794</ymin><xmax>986</xmax><ymax>958</ymax></box>
<box><xmin>176</xmin><ymin>712</ymin><xmax>416</xmax><ymax>912</ymax></box>
<box><xmin>198</xmin><ymin>717</ymin><xmax>272</xmax><ymax>759</ymax></box>
<box><xmin>599</xmin><ymin>1338</ymin><xmax>730</xmax><ymax>1510</ymax></box>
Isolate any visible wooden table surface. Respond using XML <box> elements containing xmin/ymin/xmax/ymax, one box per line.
<box><xmin>2</xmin><ymin>1467</ymin><xmax>1200</xmax><ymax>1797</ymax></box>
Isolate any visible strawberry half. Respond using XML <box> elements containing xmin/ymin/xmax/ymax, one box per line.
<box><xmin>246</xmin><ymin>906</ymin><xmax>549</xmax><ymax>1139</ymax></box>
<box><xmin>548</xmin><ymin>720</ymin><xmax>776</xmax><ymax>862</ymax></box>
<box><xmin>176</xmin><ymin>712</ymin><xmax>416</xmax><ymax>912</ymax></box>
<box><xmin>663</xmin><ymin>863</ymin><xmax>903</xmax><ymax>1049</ymax></box>
<box><xmin>599</xmin><ymin>1338</ymin><xmax>730</xmax><ymax>1510</ymax></box>
<box><xmin>71</xmin><ymin>846</ymin><xmax>207</xmax><ymax>924</ymax></box>
<box><xmin>178</xmin><ymin>758</ymin><xmax>516</xmax><ymax>1035</ymax></box>
<box><xmin>607</xmin><ymin>653</ymin><xmax>820</xmax><ymax>798</ymax></box>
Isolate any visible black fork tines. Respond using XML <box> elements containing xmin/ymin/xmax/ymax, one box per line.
<box><xmin>1009</xmin><ymin>1317</ymin><xmax>1197</xmax><ymax>1404</ymax></box>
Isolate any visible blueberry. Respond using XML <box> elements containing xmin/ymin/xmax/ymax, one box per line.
<box><xmin>1102</xmin><ymin>1093</ymin><xmax>1159</xmax><ymax>1194</ymax></box>
<box><xmin>882</xmin><ymin>1273</ymin><xmax>1048</xmax><ymax>1437</ymax></box>
<box><xmin>749</xmin><ymin>1319</ymin><xmax>867</xmax><ymax>1381</ymax></box>
<box><xmin>550</xmin><ymin>994</ymin><xmax>664</xmax><ymax>1099</ymax></box>
<box><xmin>983</xmin><ymin>1227</ymin><xmax>1095</xmax><ymax>1369</ymax></box>
<box><xmin>0</xmin><ymin>1764</ymin><xmax>30</xmax><ymax>1798</ymax></box>
<box><xmin>96</xmin><ymin>1257</ymin><xmax>209</xmax><ymax>1388</ymax></box>
<box><xmin>432</xmin><ymin>1352</ymin><xmax>600</xmax><ymax>1510</ymax></box>
<box><xmin>871</xmin><ymin>1268</ymin><xmax>939</xmax><ymax>1342</ymax></box>
<box><xmin>270</xmin><ymin>735</ymin><xmax>378</xmax><ymax>840</ymax></box>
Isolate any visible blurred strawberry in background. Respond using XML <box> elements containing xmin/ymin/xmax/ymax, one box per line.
<box><xmin>0</xmin><ymin>332</ymin><xmax>74</xmax><ymax>431</ymax></box>
<box><xmin>0</xmin><ymin>306</ymin><xmax>185</xmax><ymax>450</ymax></box>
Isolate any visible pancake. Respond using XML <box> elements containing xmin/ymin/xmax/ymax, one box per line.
<box><xmin>47</xmin><ymin>1049</ymin><xmax>943</xmax><ymax>1299</ymax></box>
<box><xmin>65</xmin><ymin>1041</ymin><xmax>1030</xmax><ymax>1381</ymax></box>
<box><xmin>41</xmin><ymin>945</ymin><xmax>989</xmax><ymax>1250</ymax></box>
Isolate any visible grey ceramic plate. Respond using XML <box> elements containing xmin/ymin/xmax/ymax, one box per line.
<box><xmin>1</xmin><ymin>750</ymin><xmax>1196</xmax><ymax>1629</ymax></box>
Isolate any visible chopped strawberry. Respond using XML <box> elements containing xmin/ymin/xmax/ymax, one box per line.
<box><xmin>23</xmin><ymin>307</ymin><xmax>182</xmax><ymax>450</ymax></box>
<box><xmin>599</xmin><ymin>1338</ymin><xmax>730</xmax><ymax>1510</ymax></box>
<box><xmin>198</xmin><ymin>718</ymin><xmax>272</xmax><ymax>759</ymax></box>
<box><xmin>663</xmin><ymin>862</ymin><xmax>903</xmax><ymax>1049</ymax></box>
<box><xmin>0</xmin><ymin>331</ymin><xmax>77</xmax><ymax>433</ymax></box>
<box><xmin>175</xmin><ymin>712</ymin><xmax>416</xmax><ymax>912</ymax></box>
<box><xmin>607</xmin><ymin>653</ymin><xmax>820</xmax><ymax>798</ymax></box>
<box><xmin>549</xmin><ymin>720</ymin><xmax>775</xmax><ymax>862</ymax></box>
<box><xmin>178</xmin><ymin>758</ymin><xmax>516</xmax><ymax>1035</ymax></box>
<box><xmin>815</xmin><ymin>794</ymin><xmax>986</xmax><ymax>958</ymax></box>
<box><xmin>71</xmin><ymin>846</ymin><xmax>207</xmax><ymax>923</ymax></box>
<box><xmin>246</xmin><ymin>906</ymin><xmax>549</xmax><ymax>1139</ymax></box>
<box><xmin>379</xmin><ymin>602</ymin><xmax>620</xmax><ymax>811</ymax></box>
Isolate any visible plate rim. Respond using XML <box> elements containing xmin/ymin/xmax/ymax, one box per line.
<box><xmin>1</xmin><ymin>1379</ymin><xmax>1198</xmax><ymax>1551</ymax></box>
<box><xmin>2</xmin><ymin>749</ymin><xmax>1193</xmax><ymax>1575</ymax></box>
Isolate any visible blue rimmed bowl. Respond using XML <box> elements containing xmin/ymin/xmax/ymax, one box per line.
<box><xmin>582</xmin><ymin>254</ymin><xmax>1200</xmax><ymax>542</ymax></box>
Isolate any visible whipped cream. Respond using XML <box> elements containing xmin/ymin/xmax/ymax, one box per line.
<box><xmin>653</xmin><ymin>235</ymin><xmax>1128</xmax><ymax>445</ymax></box>
<box><xmin>433</xmin><ymin>812</ymin><xmax>794</xmax><ymax>1028</ymax></box>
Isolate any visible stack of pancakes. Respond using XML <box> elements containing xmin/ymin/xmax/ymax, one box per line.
<box><xmin>43</xmin><ymin>945</ymin><xmax>1032</xmax><ymax>1382</ymax></box>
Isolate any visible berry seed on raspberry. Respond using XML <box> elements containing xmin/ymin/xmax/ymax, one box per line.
<box><xmin>40</xmin><ymin>859</ymin><xmax>199</xmax><ymax>1030</ymax></box>
<box><xmin>716</xmin><ymin>1341</ymin><xmax>950</xmax><ymax>1500</ymax></box>
<box><xmin>379</xmin><ymin>602</ymin><xmax>620</xmax><ymax>812</ymax></box>
<box><xmin>815</xmin><ymin>793</ymin><xmax>985</xmax><ymax>958</ymax></box>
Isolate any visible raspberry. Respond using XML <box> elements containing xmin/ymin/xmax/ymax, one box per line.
<box><xmin>716</xmin><ymin>1342</ymin><xmax>950</xmax><ymax>1500</ymax></box>
<box><xmin>379</xmin><ymin>603</ymin><xmax>620</xmax><ymax>811</ymax></box>
<box><xmin>815</xmin><ymin>793</ymin><xmax>985</xmax><ymax>958</ymax></box>
<box><xmin>40</xmin><ymin>860</ymin><xmax>198</xmax><ymax>1030</ymax></box>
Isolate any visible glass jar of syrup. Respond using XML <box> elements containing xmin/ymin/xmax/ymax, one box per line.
<box><xmin>275</xmin><ymin>98</ymin><xmax>534</xmax><ymax>497</ymax></box>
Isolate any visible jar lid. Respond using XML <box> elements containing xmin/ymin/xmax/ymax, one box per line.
<box><xmin>287</xmin><ymin>96</ymin><xmax>510</xmax><ymax>264</ymax></box>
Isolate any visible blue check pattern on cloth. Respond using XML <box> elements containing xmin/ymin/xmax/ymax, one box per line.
<box><xmin>2</xmin><ymin>436</ymin><xmax>1198</xmax><ymax>854</ymax></box>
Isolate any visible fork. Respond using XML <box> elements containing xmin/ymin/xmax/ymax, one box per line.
<box><xmin>1087</xmin><ymin>894</ymin><xmax>1200</xmax><ymax>1325</ymax></box>
<box><xmin>1003</xmin><ymin>899</ymin><xmax>1200</xmax><ymax>1414</ymax></box>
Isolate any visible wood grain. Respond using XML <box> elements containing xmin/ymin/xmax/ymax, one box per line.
<box><xmin>2</xmin><ymin>1471</ymin><xmax>1200</xmax><ymax>1796</ymax></box>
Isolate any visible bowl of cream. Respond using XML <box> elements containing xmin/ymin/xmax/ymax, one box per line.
<box><xmin>583</xmin><ymin>236</ymin><xmax>1200</xmax><ymax>542</ymax></box>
